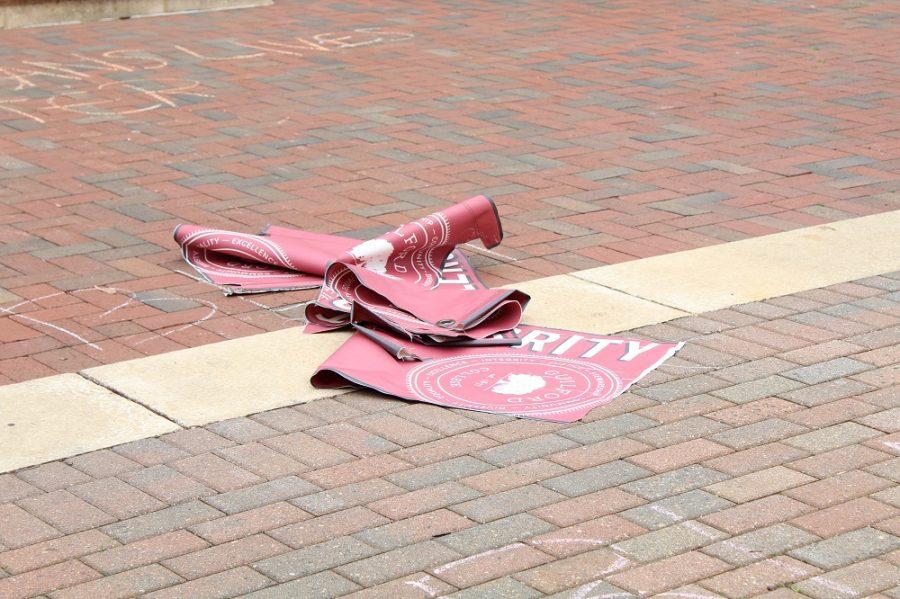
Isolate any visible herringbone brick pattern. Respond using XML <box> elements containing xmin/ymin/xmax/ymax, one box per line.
<box><xmin>2</xmin><ymin>0</ymin><xmax>900</xmax><ymax>381</ymax></box>
<box><xmin>0</xmin><ymin>274</ymin><xmax>897</xmax><ymax>598</ymax></box>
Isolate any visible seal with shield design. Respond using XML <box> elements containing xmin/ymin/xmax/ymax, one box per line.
<box><xmin>405</xmin><ymin>353</ymin><xmax>624</xmax><ymax>418</ymax></box>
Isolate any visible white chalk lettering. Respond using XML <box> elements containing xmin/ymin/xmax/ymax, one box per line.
<box><xmin>0</xmin><ymin>67</ymin><xmax>37</xmax><ymax>92</ymax></box>
<box><xmin>0</xmin><ymin>97</ymin><xmax>44</xmax><ymax>123</ymax></box>
<box><xmin>0</xmin><ymin>30</ymin><xmax>413</xmax><ymax>124</ymax></box>
<box><xmin>174</xmin><ymin>43</ymin><xmax>264</xmax><ymax>62</ymax></box>
<box><xmin>102</xmin><ymin>50</ymin><xmax>168</xmax><ymax>70</ymax></box>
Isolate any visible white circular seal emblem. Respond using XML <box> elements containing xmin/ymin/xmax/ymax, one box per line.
<box><xmin>405</xmin><ymin>353</ymin><xmax>624</xmax><ymax>417</ymax></box>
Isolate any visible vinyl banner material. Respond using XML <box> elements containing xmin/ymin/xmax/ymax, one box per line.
<box><xmin>174</xmin><ymin>225</ymin><xmax>356</xmax><ymax>294</ymax></box>
<box><xmin>312</xmin><ymin>325</ymin><xmax>683</xmax><ymax>422</ymax></box>
<box><xmin>175</xmin><ymin>196</ymin><xmax>529</xmax><ymax>342</ymax></box>
<box><xmin>175</xmin><ymin>225</ymin><xmax>485</xmax><ymax>298</ymax></box>
<box><xmin>175</xmin><ymin>195</ymin><xmax>683</xmax><ymax>422</ymax></box>
<box><xmin>306</xmin><ymin>195</ymin><xmax>529</xmax><ymax>342</ymax></box>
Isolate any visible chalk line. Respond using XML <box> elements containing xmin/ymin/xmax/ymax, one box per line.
<box><xmin>462</xmin><ymin>242</ymin><xmax>519</xmax><ymax>262</ymax></box>
<box><xmin>0</xmin><ymin>292</ymin><xmax>101</xmax><ymax>350</ymax></box>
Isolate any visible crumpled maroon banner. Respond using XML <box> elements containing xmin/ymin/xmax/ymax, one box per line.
<box><xmin>174</xmin><ymin>224</ymin><xmax>485</xmax><ymax>297</ymax></box>
<box><xmin>306</xmin><ymin>196</ymin><xmax>528</xmax><ymax>342</ymax></box>
<box><xmin>176</xmin><ymin>196</ymin><xmax>529</xmax><ymax>343</ymax></box>
<box><xmin>312</xmin><ymin>324</ymin><xmax>683</xmax><ymax>423</ymax></box>
<box><xmin>174</xmin><ymin>196</ymin><xmax>682</xmax><ymax>422</ymax></box>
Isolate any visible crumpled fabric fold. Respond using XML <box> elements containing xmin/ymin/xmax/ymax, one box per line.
<box><xmin>175</xmin><ymin>195</ymin><xmax>528</xmax><ymax>343</ymax></box>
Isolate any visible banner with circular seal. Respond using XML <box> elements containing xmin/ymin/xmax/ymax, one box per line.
<box><xmin>312</xmin><ymin>324</ymin><xmax>683</xmax><ymax>423</ymax></box>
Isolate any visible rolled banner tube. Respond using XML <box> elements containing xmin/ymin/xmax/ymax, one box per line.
<box><xmin>351</xmin><ymin>323</ymin><xmax>425</xmax><ymax>362</ymax></box>
<box><xmin>173</xmin><ymin>224</ymin><xmax>356</xmax><ymax>294</ymax></box>
<box><xmin>307</xmin><ymin>195</ymin><xmax>529</xmax><ymax>341</ymax></box>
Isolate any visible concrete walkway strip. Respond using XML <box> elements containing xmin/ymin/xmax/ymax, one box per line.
<box><xmin>574</xmin><ymin>210</ymin><xmax>900</xmax><ymax>314</ymax></box>
<box><xmin>82</xmin><ymin>328</ymin><xmax>351</xmax><ymax>427</ymax></box>
<box><xmin>515</xmin><ymin>274</ymin><xmax>688</xmax><ymax>332</ymax></box>
<box><xmin>0</xmin><ymin>374</ymin><xmax>179</xmax><ymax>473</ymax></box>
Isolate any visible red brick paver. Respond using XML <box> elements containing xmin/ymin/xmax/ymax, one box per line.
<box><xmin>2</xmin><ymin>0</ymin><xmax>900</xmax><ymax>381</ymax></box>
<box><xmin>0</xmin><ymin>274</ymin><xmax>897</xmax><ymax>597</ymax></box>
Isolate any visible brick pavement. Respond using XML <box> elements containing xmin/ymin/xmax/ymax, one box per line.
<box><xmin>0</xmin><ymin>273</ymin><xmax>897</xmax><ymax>598</ymax></box>
<box><xmin>2</xmin><ymin>0</ymin><xmax>900</xmax><ymax>381</ymax></box>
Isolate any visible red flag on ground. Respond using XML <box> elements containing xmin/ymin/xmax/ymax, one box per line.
<box><xmin>312</xmin><ymin>324</ymin><xmax>683</xmax><ymax>423</ymax></box>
